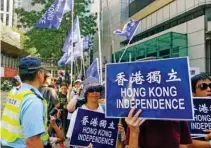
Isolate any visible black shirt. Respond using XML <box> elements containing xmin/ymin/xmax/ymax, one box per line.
<box><xmin>39</xmin><ymin>86</ymin><xmax>59</xmax><ymax>116</ymax></box>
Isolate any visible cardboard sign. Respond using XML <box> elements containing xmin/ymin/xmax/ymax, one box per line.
<box><xmin>189</xmin><ymin>98</ymin><xmax>211</xmax><ymax>137</ymax></box>
<box><xmin>106</xmin><ymin>57</ymin><xmax>193</xmax><ymax>120</ymax></box>
<box><xmin>70</xmin><ymin>109</ymin><xmax>118</xmax><ymax>148</ymax></box>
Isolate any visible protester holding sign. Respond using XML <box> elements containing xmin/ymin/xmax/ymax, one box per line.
<box><xmin>190</xmin><ymin>73</ymin><xmax>211</xmax><ymax>148</ymax></box>
<box><xmin>66</xmin><ymin>77</ymin><xmax>105</xmax><ymax>147</ymax></box>
<box><xmin>105</xmin><ymin>58</ymin><xmax>194</xmax><ymax>148</ymax></box>
<box><xmin>125</xmin><ymin>108</ymin><xmax>192</xmax><ymax>148</ymax></box>
<box><xmin>67</xmin><ymin>77</ymin><xmax>123</xmax><ymax>148</ymax></box>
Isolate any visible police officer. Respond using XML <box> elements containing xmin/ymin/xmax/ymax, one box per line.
<box><xmin>1</xmin><ymin>57</ymin><xmax>49</xmax><ymax>148</ymax></box>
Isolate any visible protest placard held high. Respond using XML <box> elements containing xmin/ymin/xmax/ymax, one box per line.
<box><xmin>106</xmin><ymin>57</ymin><xmax>193</xmax><ymax>120</ymax></box>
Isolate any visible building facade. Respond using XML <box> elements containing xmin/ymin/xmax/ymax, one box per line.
<box><xmin>1</xmin><ymin>22</ymin><xmax>28</xmax><ymax>78</ymax></box>
<box><xmin>0</xmin><ymin>0</ymin><xmax>14</xmax><ymax>26</ymax></box>
<box><xmin>101</xmin><ymin>0</ymin><xmax>211</xmax><ymax>73</ymax></box>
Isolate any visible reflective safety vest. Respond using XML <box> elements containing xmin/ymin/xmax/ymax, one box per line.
<box><xmin>1</xmin><ymin>89</ymin><xmax>49</xmax><ymax>143</ymax></box>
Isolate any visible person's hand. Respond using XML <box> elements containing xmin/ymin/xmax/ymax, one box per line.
<box><xmin>85</xmin><ymin>143</ymin><xmax>93</xmax><ymax>148</ymax></box>
<box><xmin>57</xmin><ymin>109</ymin><xmax>62</xmax><ymax>118</ymax></box>
<box><xmin>50</xmin><ymin>116</ymin><xmax>57</xmax><ymax>128</ymax></box>
<box><xmin>98</xmin><ymin>99</ymin><xmax>105</xmax><ymax>104</ymax></box>
<box><xmin>204</xmin><ymin>129</ymin><xmax>211</xmax><ymax>141</ymax></box>
<box><xmin>68</xmin><ymin>85</ymin><xmax>73</xmax><ymax>92</ymax></box>
<box><xmin>118</xmin><ymin>122</ymin><xmax>126</xmax><ymax>141</ymax></box>
<box><xmin>118</xmin><ymin>123</ymin><xmax>125</xmax><ymax>133</ymax></box>
<box><xmin>63</xmin><ymin>105</ymin><xmax>67</xmax><ymax>109</ymax></box>
<box><xmin>125</xmin><ymin>107</ymin><xmax>145</xmax><ymax>133</ymax></box>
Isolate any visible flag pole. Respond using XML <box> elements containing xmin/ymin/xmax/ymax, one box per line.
<box><xmin>80</xmin><ymin>39</ymin><xmax>86</xmax><ymax>80</ymax></box>
<box><xmin>118</xmin><ymin>21</ymin><xmax>140</xmax><ymax>63</ymax></box>
<box><xmin>70</xmin><ymin>0</ymin><xmax>74</xmax><ymax>86</ymax></box>
<box><xmin>98</xmin><ymin>0</ymin><xmax>103</xmax><ymax>84</ymax></box>
<box><xmin>106</xmin><ymin>0</ymin><xmax>116</xmax><ymax>63</ymax></box>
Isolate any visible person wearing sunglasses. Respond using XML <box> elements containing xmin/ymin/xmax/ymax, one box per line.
<box><xmin>66</xmin><ymin>77</ymin><xmax>104</xmax><ymax>148</ymax></box>
<box><xmin>190</xmin><ymin>73</ymin><xmax>211</xmax><ymax>148</ymax></box>
<box><xmin>192</xmin><ymin>73</ymin><xmax>211</xmax><ymax>97</ymax></box>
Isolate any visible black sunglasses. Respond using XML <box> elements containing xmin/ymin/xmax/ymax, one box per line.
<box><xmin>87</xmin><ymin>85</ymin><xmax>102</xmax><ymax>93</ymax></box>
<box><xmin>196</xmin><ymin>83</ymin><xmax>211</xmax><ymax>91</ymax></box>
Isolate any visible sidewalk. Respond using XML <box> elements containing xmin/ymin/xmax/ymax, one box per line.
<box><xmin>1</xmin><ymin>91</ymin><xmax>8</xmax><ymax>114</ymax></box>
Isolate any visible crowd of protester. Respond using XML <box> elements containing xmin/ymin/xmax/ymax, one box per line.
<box><xmin>37</xmin><ymin>72</ymin><xmax>211</xmax><ymax>148</ymax></box>
<box><xmin>1</xmin><ymin>56</ymin><xmax>211</xmax><ymax>148</ymax></box>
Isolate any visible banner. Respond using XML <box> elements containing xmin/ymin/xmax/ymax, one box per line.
<box><xmin>189</xmin><ymin>98</ymin><xmax>211</xmax><ymax>137</ymax></box>
<box><xmin>70</xmin><ymin>109</ymin><xmax>118</xmax><ymax>148</ymax></box>
<box><xmin>105</xmin><ymin>57</ymin><xmax>193</xmax><ymax>120</ymax></box>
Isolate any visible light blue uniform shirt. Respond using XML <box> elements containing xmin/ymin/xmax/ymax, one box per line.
<box><xmin>1</xmin><ymin>83</ymin><xmax>47</xmax><ymax>148</ymax></box>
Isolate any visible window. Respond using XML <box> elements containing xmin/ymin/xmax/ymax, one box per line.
<box><xmin>121</xmin><ymin>7</ymin><xmax>205</xmax><ymax>47</ymax></box>
<box><xmin>1</xmin><ymin>13</ymin><xmax>3</xmax><ymax>22</ymax></box>
<box><xmin>172</xmin><ymin>47</ymin><xmax>180</xmax><ymax>57</ymax></box>
<box><xmin>186</xmin><ymin>14</ymin><xmax>193</xmax><ymax>22</ymax></box>
<box><xmin>1</xmin><ymin>0</ymin><xmax>3</xmax><ymax>11</ymax></box>
<box><xmin>206</xmin><ymin>8</ymin><xmax>211</xmax><ymax>21</ymax></box>
<box><xmin>159</xmin><ymin>49</ymin><xmax>170</xmax><ymax>58</ymax></box>
<box><xmin>6</xmin><ymin>14</ymin><xmax>9</xmax><ymax>26</ymax></box>
<box><xmin>158</xmin><ymin>26</ymin><xmax>164</xmax><ymax>32</ymax></box>
<box><xmin>1</xmin><ymin>54</ymin><xmax>4</xmax><ymax>66</ymax></box>
<box><xmin>129</xmin><ymin>0</ymin><xmax>156</xmax><ymax>17</ymax></box>
<box><xmin>6</xmin><ymin>0</ymin><xmax>9</xmax><ymax>12</ymax></box>
<box><xmin>147</xmin><ymin>52</ymin><xmax>157</xmax><ymax>57</ymax></box>
<box><xmin>171</xmin><ymin>20</ymin><xmax>178</xmax><ymax>27</ymax></box>
<box><xmin>194</xmin><ymin>10</ymin><xmax>204</xmax><ymax>18</ymax></box>
<box><xmin>164</xmin><ymin>23</ymin><xmax>171</xmax><ymax>30</ymax></box>
<box><xmin>172</xmin><ymin>46</ymin><xmax>179</xmax><ymax>54</ymax></box>
<box><xmin>178</xmin><ymin>17</ymin><xmax>186</xmax><ymax>24</ymax></box>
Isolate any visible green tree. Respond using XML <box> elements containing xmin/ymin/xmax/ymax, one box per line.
<box><xmin>15</xmin><ymin>0</ymin><xmax>97</xmax><ymax>59</ymax></box>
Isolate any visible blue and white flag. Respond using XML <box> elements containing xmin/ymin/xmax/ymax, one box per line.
<box><xmin>62</xmin><ymin>16</ymin><xmax>80</xmax><ymax>53</ymax></box>
<box><xmin>35</xmin><ymin>0</ymin><xmax>72</xmax><ymax>29</ymax></box>
<box><xmin>57</xmin><ymin>52</ymin><xmax>68</xmax><ymax>66</ymax></box>
<box><xmin>86</xmin><ymin>58</ymin><xmax>100</xmax><ymax>81</ymax></box>
<box><xmin>77</xmin><ymin>68</ymin><xmax>82</xmax><ymax>80</ymax></box>
<box><xmin>65</xmin><ymin>41</ymin><xmax>83</xmax><ymax>64</ymax></box>
<box><xmin>113</xmin><ymin>19</ymin><xmax>140</xmax><ymax>40</ymax></box>
<box><xmin>82</xmin><ymin>35</ymin><xmax>91</xmax><ymax>50</ymax></box>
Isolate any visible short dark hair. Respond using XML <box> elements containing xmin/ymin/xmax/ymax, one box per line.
<box><xmin>44</xmin><ymin>71</ymin><xmax>51</xmax><ymax>82</ymax></box>
<box><xmin>191</xmin><ymin>73</ymin><xmax>211</xmax><ymax>93</ymax></box>
<box><xmin>60</xmin><ymin>82</ymin><xmax>68</xmax><ymax>88</ymax></box>
<box><xmin>20</xmin><ymin>71</ymin><xmax>37</xmax><ymax>82</ymax></box>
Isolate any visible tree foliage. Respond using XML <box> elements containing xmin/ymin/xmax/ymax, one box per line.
<box><xmin>15</xmin><ymin>0</ymin><xmax>97</xmax><ymax>59</ymax></box>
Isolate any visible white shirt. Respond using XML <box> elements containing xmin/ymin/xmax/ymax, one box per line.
<box><xmin>66</xmin><ymin>104</ymin><xmax>104</xmax><ymax>147</ymax></box>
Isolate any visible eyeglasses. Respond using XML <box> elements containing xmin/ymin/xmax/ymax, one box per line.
<box><xmin>196</xmin><ymin>83</ymin><xmax>211</xmax><ymax>91</ymax></box>
<box><xmin>87</xmin><ymin>85</ymin><xmax>102</xmax><ymax>93</ymax></box>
